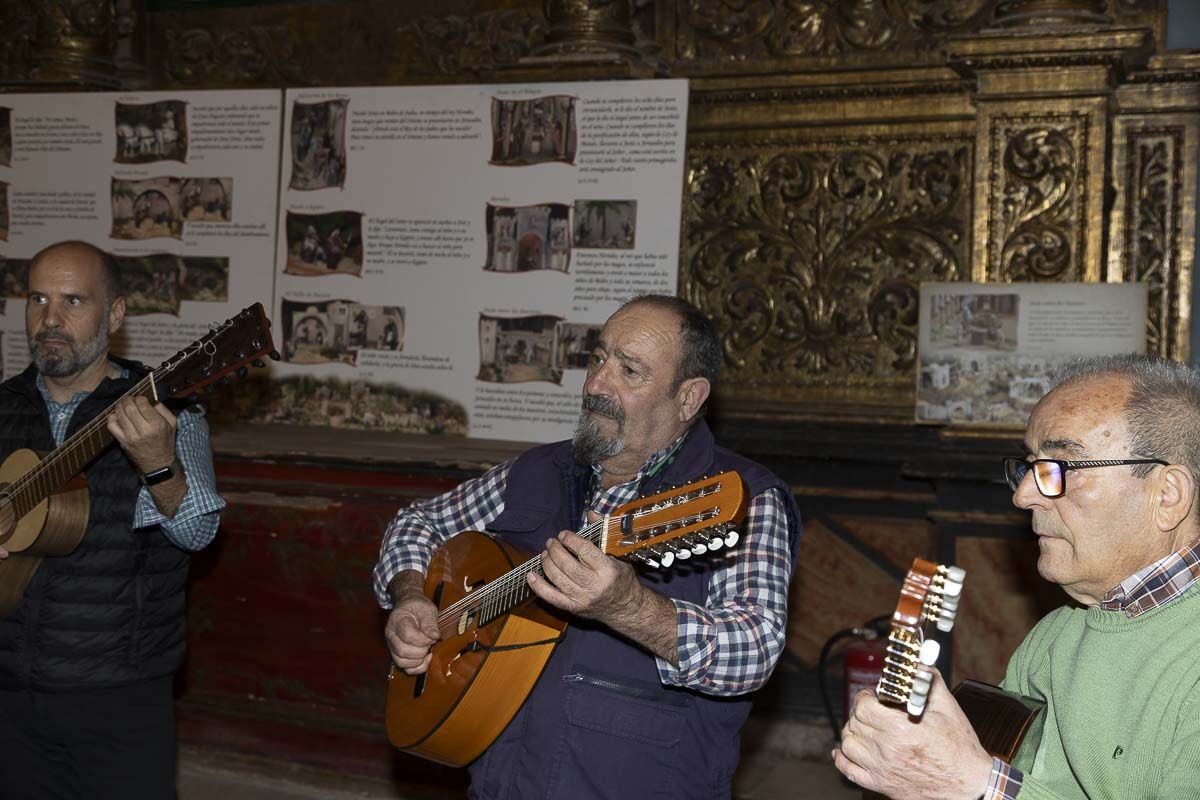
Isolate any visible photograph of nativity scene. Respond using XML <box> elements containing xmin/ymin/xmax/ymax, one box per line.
<box><xmin>114</xmin><ymin>99</ymin><xmax>187</xmax><ymax>164</ymax></box>
<box><xmin>284</xmin><ymin>210</ymin><xmax>364</xmax><ymax>276</ymax></box>
<box><xmin>483</xmin><ymin>202</ymin><xmax>570</xmax><ymax>272</ymax></box>
<box><xmin>477</xmin><ymin>313</ymin><xmax>564</xmax><ymax>384</ymax></box>
<box><xmin>556</xmin><ymin>322</ymin><xmax>602</xmax><ymax>369</ymax></box>
<box><xmin>281</xmin><ymin>298</ymin><xmax>404</xmax><ymax>365</ymax></box>
<box><xmin>489</xmin><ymin>94</ymin><xmax>577</xmax><ymax>166</ymax></box>
<box><xmin>290</xmin><ymin>97</ymin><xmax>348</xmax><ymax>191</ymax></box>
<box><xmin>573</xmin><ymin>199</ymin><xmax>636</xmax><ymax>249</ymax></box>
<box><xmin>111</xmin><ymin>177</ymin><xmax>183</xmax><ymax>240</ymax></box>
<box><xmin>207</xmin><ymin>374</ymin><xmax>466</xmax><ymax>435</ymax></box>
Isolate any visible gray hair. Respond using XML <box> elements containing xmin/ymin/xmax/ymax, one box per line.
<box><xmin>1050</xmin><ymin>354</ymin><xmax>1200</xmax><ymax>480</ymax></box>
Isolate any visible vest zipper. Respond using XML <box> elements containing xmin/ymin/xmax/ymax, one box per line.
<box><xmin>562</xmin><ymin>672</ymin><xmax>690</xmax><ymax>707</ymax></box>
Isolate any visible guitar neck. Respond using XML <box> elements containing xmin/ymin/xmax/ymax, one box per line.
<box><xmin>7</xmin><ymin>371</ymin><xmax>161</xmax><ymax>519</ymax></box>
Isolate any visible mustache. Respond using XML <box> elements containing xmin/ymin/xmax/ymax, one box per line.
<box><xmin>581</xmin><ymin>394</ymin><xmax>624</xmax><ymax>423</ymax></box>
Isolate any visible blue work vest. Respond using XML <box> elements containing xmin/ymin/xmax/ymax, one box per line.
<box><xmin>468</xmin><ymin>419</ymin><xmax>801</xmax><ymax>799</ymax></box>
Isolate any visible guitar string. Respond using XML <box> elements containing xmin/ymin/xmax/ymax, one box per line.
<box><xmin>4</xmin><ymin>373</ymin><xmax>157</xmax><ymax>515</ymax></box>
<box><xmin>2</xmin><ymin>340</ymin><xmax>222</xmax><ymax>516</ymax></box>
<box><xmin>2</xmin><ymin>311</ymin><xmax>257</xmax><ymax>514</ymax></box>
<box><xmin>432</xmin><ymin>497</ymin><xmax>726</xmax><ymax>634</ymax></box>
<box><xmin>432</xmin><ymin>516</ymin><xmax>607</xmax><ymax>631</ymax></box>
<box><xmin>431</xmin><ymin>499</ymin><xmax>718</xmax><ymax>625</ymax></box>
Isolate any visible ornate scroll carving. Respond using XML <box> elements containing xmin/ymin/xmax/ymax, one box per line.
<box><xmin>398</xmin><ymin>10</ymin><xmax>546</xmax><ymax>75</ymax></box>
<box><xmin>1123</xmin><ymin>127</ymin><xmax>1184</xmax><ymax>357</ymax></box>
<box><xmin>671</xmin><ymin>0</ymin><xmax>1164</xmax><ymax>69</ymax></box>
<box><xmin>677</xmin><ymin>0</ymin><xmax>991</xmax><ymax>62</ymax></box>
<box><xmin>161</xmin><ymin>25</ymin><xmax>308</xmax><ymax>86</ymax></box>
<box><xmin>682</xmin><ymin>137</ymin><xmax>971</xmax><ymax>400</ymax></box>
<box><xmin>988</xmin><ymin>114</ymin><xmax>1088</xmax><ymax>282</ymax></box>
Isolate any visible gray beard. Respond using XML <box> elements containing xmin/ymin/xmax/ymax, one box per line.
<box><xmin>572</xmin><ymin>395</ymin><xmax>625</xmax><ymax>465</ymax></box>
<box><xmin>30</xmin><ymin>326</ymin><xmax>109</xmax><ymax>378</ymax></box>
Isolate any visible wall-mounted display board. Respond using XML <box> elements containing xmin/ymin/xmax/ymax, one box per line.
<box><xmin>0</xmin><ymin>79</ymin><xmax>689</xmax><ymax>444</ymax></box>
<box><xmin>916</xmin><ymin>281</ymin><xmax>1148</xmax><ymax>427</ymax></box>
<box><xmin>269</xmin><ymin>79</ymin><xmax>689</xmax><ymax>442</ymax></box>
<box><xmin>0</xmin><ymin>89</ymin><xmax>282</xmax><ymax>376</ymax></box>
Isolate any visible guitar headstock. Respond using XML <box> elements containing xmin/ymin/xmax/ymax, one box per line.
<box><xmin>153</xmin><ymin>303</ymin><xmax>277</xmax><ymax>398</ymax></box>
<box><xmin>876</xmin><ymin>557</ymin><xmax>965</xmax><ymax>717</ymax></box>
<box><xmin>601</xmin><ymin>471</ymin><xmax>748</xmax><ymax>569</ymax></box>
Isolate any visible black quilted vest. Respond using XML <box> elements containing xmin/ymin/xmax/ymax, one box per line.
<box><xmin>0</xmin><ymin>358</ymin><xmax>190</xmax><ymax>690</ymax></box>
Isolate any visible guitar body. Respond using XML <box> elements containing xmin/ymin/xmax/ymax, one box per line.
<box><xmin>385</xmin><ymin>530</ymin><xmax>567</xmax><ymax>767</ymax></box>
<box><xmin>384</xmin><ymin>471</ymin><xmax>749</xmax><ymax>768</ymax></box>
<box><xmin>953</xmin><ymin>679</ymin><xmax>1045</xmax><ymax>763</ymax></box>
<box><xmin>861</xmin><ymin>681</ymin><xmax>1045</xmax><ymax>800</ymax></box>
<box><xmin>0</xmin><ymin>448</ymin><xmax>90</xmax><ymax>617</ymax></box>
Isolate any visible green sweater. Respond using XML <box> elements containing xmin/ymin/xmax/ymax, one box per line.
<box><xmin>1000</xmin><ymin>582</ymin><xmax>1200</xmax><ymax>799</ymax></box>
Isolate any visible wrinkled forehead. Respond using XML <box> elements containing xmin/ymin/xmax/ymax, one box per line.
<box><xmin>1026</xmin><ymin>376</ymin><xmax>1132</xmax><ymax>456</ymax></box>
<box><xmin>29</xmin><ymin>246</ymin><xmax>105</xmax><ymax>292</ymax></box>
<box><xmin>601</xmin><ymin>305</ymin><xmax>682</xmax><ymax>352</ymax></box>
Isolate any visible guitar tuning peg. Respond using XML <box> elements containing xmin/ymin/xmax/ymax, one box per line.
<box><xmin>252</xmin><ymin>359</ymin><xmax>265</xmax><ymax>368</ymax></box>
<box><xmin>237</xmin><ymin>367</ymin><xmax>248</xmax><ymax>378</ymax></box>
<box><xmin>269</xmin><ymin>350</ymin><xmax>281</xmax><ymax>361</ymax></box>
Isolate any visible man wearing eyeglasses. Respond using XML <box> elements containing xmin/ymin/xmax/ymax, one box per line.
<box><xmin>834</xmin><ymin>354</ymin><xmax>1200</xmax><ymax>800</ymax></box>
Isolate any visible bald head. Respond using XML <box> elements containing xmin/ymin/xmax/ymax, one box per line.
<box><xmin>29</xmin><ymin>241</ymin><xmax>122</xmax><ymax>306</ymax></box>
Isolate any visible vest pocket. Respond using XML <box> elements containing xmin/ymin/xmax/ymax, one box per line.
<box><xmin>550</xmin><ymin>670</ymin><xmax>687</xmax><ymax>797</ymax></box>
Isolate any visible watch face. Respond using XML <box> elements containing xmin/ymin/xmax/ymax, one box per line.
<box><xmin>141</xmin><ymin>463</ymin><xmax>176</xmax><ymax>486</ymax></box>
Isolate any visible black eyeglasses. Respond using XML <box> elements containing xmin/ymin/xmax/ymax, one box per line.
<box><xmin>1002</xmin><ymin>457</ymin><xmax>1168</xmax><ymax>498</ymax></box>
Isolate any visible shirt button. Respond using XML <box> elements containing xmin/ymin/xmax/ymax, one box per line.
<box><xmin>1128</xmin><ymin>602</ymin><xmax>1140</xmax><ymax>615</ymax></box>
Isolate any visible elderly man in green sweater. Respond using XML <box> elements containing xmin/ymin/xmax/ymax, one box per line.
<box><xmin>834</xmin><ymin>354</ymin><xmax>1200</xmax><ymax>800</ymax></box>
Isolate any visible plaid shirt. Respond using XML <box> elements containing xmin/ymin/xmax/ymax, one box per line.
<box><xmin>37</xmin><ymin>369</ymin><xmax>225</xmax><ymax>552</ymax></box>
<box><xmin>373</xmin><ymin>435</ymin><xmax>794</xmax><ymax>696</ymax></box>
<box><xmin>984</xmin><ymin>538</ymin><xmax>1200</xmax><ymax>799</ymax></box>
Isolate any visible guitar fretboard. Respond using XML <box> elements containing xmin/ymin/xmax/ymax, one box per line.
<box><xmin>434</xmin><ymin>518</ymin><xmax>608</xmax><ymax>638</ymax></box>
<box><xmin>4</xmin><ymin>374</ymin><xmax>159</xmax><ymax>519</ymax></box>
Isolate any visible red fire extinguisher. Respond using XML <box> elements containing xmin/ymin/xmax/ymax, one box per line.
<box><xmin>818</xmin><ymin>616</ymin><xmax>890</xmax><ymax>740</ymax></box>
<box><xmin>843</xmin><ymin>628</ymin><xmax>887</xmax><ymax>721</ymax></box>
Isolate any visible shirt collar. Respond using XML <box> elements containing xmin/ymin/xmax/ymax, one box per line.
<box><xmin>589</xmin><ymin>428</ymin><xmax>690</xmax><ymax>490</ymax></box>
<box><xmin>35</xmin><ymin>361</ymin><xmax>129</xmax><ymax>408</ymax></box>
<box><xmin>1100</xmin><ymin>538</ymin><xmax>1200</xmax><ymax>618</ymax></box>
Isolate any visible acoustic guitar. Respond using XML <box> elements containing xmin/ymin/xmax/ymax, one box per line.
<box><xmin>0</xmin><ymin>302</ymin><xmax>276</xmax><ymax>618</ymax></box>
<box><xmin>862</xmin><ymin>558</ymin><xmax>1045</xmax><ymax>799</ymax></box>
<box><xmin>385</xmin><ymin>470</ymin><xmax>749</xmax><ymax>767</ymax></box>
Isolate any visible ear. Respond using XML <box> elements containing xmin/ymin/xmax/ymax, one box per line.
<box><xmin>1154</xmin><ymin>464</ymin><xmax>1196</xmax><ymax>533</ymax></box>
<box><xmin>674</xmin><ymin>376</ymin><xmax>711</xmax><ymax>424</ymax></box>
<box><xmin>107</xmin><ymin>295</ymin><xmax>126</xmax><ymax>335</ymax></box>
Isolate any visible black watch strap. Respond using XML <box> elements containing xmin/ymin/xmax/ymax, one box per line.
<box><xmin>139</xmin><ymin>458</ymin><xmax>180</xmax><ymax>486</ymax></box>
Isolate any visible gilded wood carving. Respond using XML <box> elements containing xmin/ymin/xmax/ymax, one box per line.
<box><xmin>988</xmin><ymin>113</ymin><xmax>1089</xmax><ymax>283</ymax></box>
<box><xmin>682</xmin><ymin>135</ymin><xmax>972</xmax><ymax>414</ymax></box>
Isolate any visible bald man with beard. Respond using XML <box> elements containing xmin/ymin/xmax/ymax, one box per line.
<box><xmin>0</xmin><ymin>240</ymin><xmax>224</xmax><ymax>799</ymax></box>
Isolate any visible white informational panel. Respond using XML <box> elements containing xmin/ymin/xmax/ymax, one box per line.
<box><xmin>0</xmin><ymin>90</ymin><xmax>282</xmax><ymax>375</ymax></box>
<box><xmin>274</xmin><ymin>79</ymin><xmax>689</xmax><ymax>442</ymax></box>
<box><xmin>916</xmin><ymin>282</ymin><xmax>1149</xmax><ymax>426</ymax></box>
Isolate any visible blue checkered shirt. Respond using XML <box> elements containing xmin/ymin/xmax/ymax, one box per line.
<box><xmin>37</xmin><ymin>368</ymin><xmax>224</xmax><ymax>551</ymax></box>
<box><xmin>984</xmin><ymin>538</ymin><xmax>1200</xmax><ymax>799</ymax></box>
<box><xmin>373</xmin><ymin>435</ymin><xmax>794</xmax><ymax>696</ymax></box>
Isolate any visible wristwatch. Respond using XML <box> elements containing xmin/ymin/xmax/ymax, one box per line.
<box><xmin>139</xmin><ymin>458</ymin><xmax>180</xmax><ymax>486</ymax></box>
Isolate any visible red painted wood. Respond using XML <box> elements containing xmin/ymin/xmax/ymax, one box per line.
<box><xmin>178</xmin><ymin>457</ymin><xmax>473</xmax><ymax>783</ymax></box>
